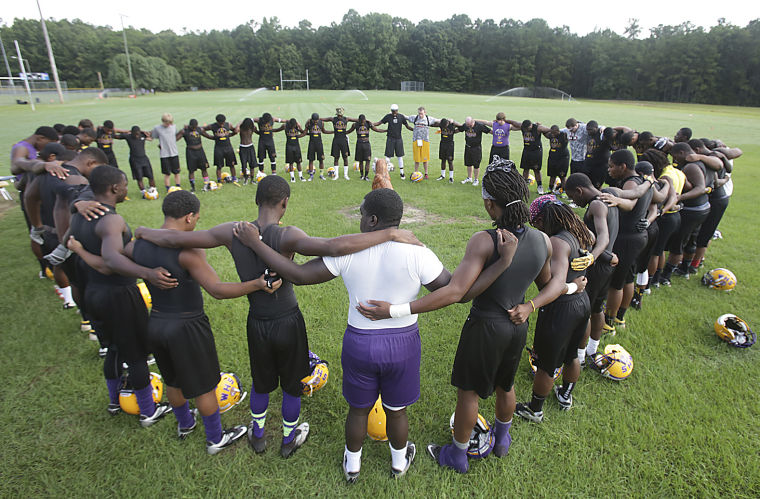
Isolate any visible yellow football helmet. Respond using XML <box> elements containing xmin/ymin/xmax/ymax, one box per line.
<box><xmin>301</xmin><ymin>351</ymin><xmax>329</xmax><ymax>396</ymax></box>
<box><xmin>119</xmin><ymin>372</ymin><xmax>163</xmax><ymax>415</ymax></box>
<box><xmin>527</xmin><ymin>346</ymin><xmax>563</xmax><ymax>380</ymax></box>
<box><xmin>220</xmin><ymin>172</ymin><xmax>232</xmax><ymax>183</ymax></box>
<box><xmin>204</xmin><ymin>180</ymin><xmax>219</xmax><ymax>191</ymax></box>
<box><xmin>326</xmin><ymin>166</ymin><xmax>337</xmax><ymax>178</ymax></box>
<box><xmin>137</xmin><ymin>281</ymin><xmax>152</xmax><ymax>310</ymax></box>
<box><xmin>527</xmin><ymin>172</ymin><xmax>536</xmax><ymax>185</ymax></box>
<box><xmin>353</xmin><ymin>162</ymin><xmax>360</xmax><ymax>171</ymax></box>
<box><xmin>255</xmin><ymin>171</ymin><xmax>267</xmax><ymax>183</ymax></box>
<box><xmin>216</xmin><ymin>372</ymin><xmax>247</xmax><ymax>413</ymax></box>
<box><xmin>701</xmin><ymin>268</ymin><xmax>736</xmax><ymax>291</ymax></box>
<box><xmin>410</xmin><ymin>171</ymin><xmax>424</xmax><ymax>183</ymax></box>
<box><xmin>591</xmin><ymin>344</ymin><xmax>634</xmax><ymax>380</ymax></box>
<box><xmin>167</xmin><ymin>186</ymin><xmax>182</xmax><ymax>194</ymax></box>
<box><xmin>449</xmin><ymin>412</ymin><xmax>495</xmax><ymax>459</ymax></box>
<box><xmin>143</xmin><ymin>188</ymin><xmax>159</xmax><ymax>200</ymax></box>
<box><xmin>367</xmin><ymin>396</ymin><xmax>387</xmax><ymax>441</ymax></box>
<box><xmin>714</xmin><ymin>314</ymin><xmax>756</xmax><ymax>348</ymax></box>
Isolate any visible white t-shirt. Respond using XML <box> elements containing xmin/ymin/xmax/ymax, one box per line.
<box><xmin>322</xmin><ymin>241</ymin><xmax>444</xmax><ymax>330</ymax></box>
<box><xmin>151</xmin><ymin>124</ymin><xmax>178</xmax><ymax>158</ymax></box>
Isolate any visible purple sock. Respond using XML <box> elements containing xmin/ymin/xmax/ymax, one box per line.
<box><xmin>250</xmin><ymin>383</ymin><xmax>269</xmax><ymax>439</ymax></box>
<box><xmin>202</xmin><ymin>409</ymin><xmax>222</xmax><ymax>444</ymax></box>
<box><xmin>281</xmin><ymin>392</ymin><xmax>301</xmax><ymax>445</ymax></box>
<box><xmin>493</xmin><ymin>419</ymin><xmax>512</xmax><ymax>457</ymax></box>
<box><xmin>106</xmin><ymin>378</ymin><xmax>120</xmax><ymax>405</ymax></box>
<box><xmin>172</xmin><ymin>401</ymin><xmax>194</xmax><ymax>428</ymax></box>
<box><xmin>135</xmin><ymin>384</ymin><xmax>156</xmax><ymax>417</ymax></box>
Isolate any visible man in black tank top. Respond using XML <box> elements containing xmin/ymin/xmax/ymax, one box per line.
<box><xmin>565</xmin><ymin>173</ymin><xmax>621</xmax><ymax>361</ymax></box>
<box><xmin>67</xmin><ymin>166</ymin><xmax>177</xmax><ymax>427</ymax></box>
<box><xmin>134</xmin><ymin>175</ymin><xmax>421</xmax><ymax>458</ymax></box>
<box><xmin>325</xmin><ymin>108</ymin><xmax>357</xmax><ymax>180</ymax></box>
<box><xmin>514</xmin><ymin>195</ymin><xmax>592</xmax><ymax>424</ymax></box>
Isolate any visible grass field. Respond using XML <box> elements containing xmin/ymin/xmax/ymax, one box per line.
<box><xmin>1</xmin><ymin>90</ymin><xmax>759</xmax><ymax>497</ymax></box>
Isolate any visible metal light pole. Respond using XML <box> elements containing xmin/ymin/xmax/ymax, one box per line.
<box><xmin>36</xmin><ymin>0</ymin><xmax>64</xmax><ymax>103</ymax></box>
<box><xmin>119</xmin><ymin>14</ymin><xmax>136</xmax><ymax>95</ymax></box>
<box><xmin>0</xmin><ymin>31</ymin><xmax>15</xmax><ymax>92</ymax></box>
<box><xmin>14</xmin><ymin>40</ymin><xmax>34</xmax><ymax>111</ymax></box>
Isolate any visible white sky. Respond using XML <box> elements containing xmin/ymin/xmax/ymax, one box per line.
<box><xmin>2</xmin><ymin>1</ymin><xmax>758</xmax><ymax>37</ymax></box>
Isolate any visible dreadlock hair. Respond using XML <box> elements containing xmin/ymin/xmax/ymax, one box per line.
<box><xmin>640</xmin><ymin>148</ymin><xmax>669</xmax><ymax>178</ymax></box>
<box><xmin>260</xmin><ymin>112</ymin><xmax>272</xmax><ymax>125</ymax></box>
<box><xmin>540</xmin><ymin>202</ymin><xmax>594</xmax><ymax>250</ymax></box>
<box><xmin>482</xmin><ymin>165</ymin><xmax>530</xmax><ymax>230</ymax></box>
<box><xmin>241</xmin><ymin>118</ymin><xmax>254</xmax><ymax>131</ymax></box>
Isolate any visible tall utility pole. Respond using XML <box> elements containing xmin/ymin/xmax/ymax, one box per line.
<box><xmin>119</xmin><ymin>14</ymin><xmax>136</xmax><ymax>95</ymax></box>
<box><xmin>0</xmin><ymin>30</ymin><xmax>15</xmax><ymax>92</ymax></box>
<box><xmin>14</xmin><ymin>40</ymin><xmax>34</xmax><ymax>111</ymax></box>
<box><xmin>36</xmin><ymin>0</ymin><xmax>64</xmax><ymax>103</ymax></box>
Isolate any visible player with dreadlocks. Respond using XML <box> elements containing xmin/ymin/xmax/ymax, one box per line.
<box><xmin>357</xmin><ymin>157</ymin><xmax>587</xmax><ymax>472</ymax></box>
<box><xmin>513</xmin><ymin>194</ymin><xmax>592</xmax><ymax>422</ymax></box>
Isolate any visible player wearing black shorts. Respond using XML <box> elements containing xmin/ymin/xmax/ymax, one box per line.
<box><xmin>305</xmin><ymin>113</ymin><xmax>333</xmax><ymax>180</ymax></box>
<box><xmin>180</xmin><ymin>119</ymin><xmax>209</xmax><ymax>192</ymax></box>
<box><xmin>97</xmin><ymin>120</ymin><xmax>127</xmax><ymax>169</ymax></box>
<box><xmin>325</xmin><ymin>108</ymin><xmax>356</xmax><ymax>180</ymax></box>
<box><xmin>564</xmin><ymin>173</ymin><xmax>620</xmax><ymax>361</ymax></box>
<box><xmin>254</xmin><ymin>113</ymin><xmax>285</xmax><ymax>174</ymax></box>
<box><xmin>115</xmin><ymin>126</ymin><xmax>156</xmax><ymax>195</ymax></box>
<box><xmin>544</xmin><ymin>126</ymin><xmax>570</xmax><ymax>195</ymax></box>
<box><xmin>348</xmin><ymin>115</ymin><xmax>385</xmax><ymax>181</ymax></box>
<box><xmin>68</xmin><ymin>166</ymin><xmax>177</xmax><ymax>426</ymax></box>
<box><xmin>436</xmin><ymin>119</ymin><xmax>459</xmax><ymax>183</ymax></box>
<box><xmin>202</xmin><ymin>114</ymin><xmax>238</xmax><ymax>184</ymax></box>
<box><xmin>517</xmin><ymin>120</ymin><xmax>549</xmax><ymax>194</ymax></box>
<box><xmin>284</xmin><ymin>118</ymin><xmax>306</xmax><ymax>182</ymax></box>
<box><xmin>375</xmin><ymin>104</ymin><xmax>412</xmax><ymax>179</ymax></box>
<box><xmin>584</xmin><ymin>121</ymin><xmax>612</xmax><ymax>188</ymax></box>
<box><xmin>458</xmin><ymin>118</ymin><xmax>491</xmax><ymax>186</ymax></box>
<box><xmin>236</xmin><ymin>118</ymin><xmax>257</xmax><ymax>184</ymax></box>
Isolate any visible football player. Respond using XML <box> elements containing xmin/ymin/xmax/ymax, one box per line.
<box><xmin>304</xmin><ymin>113</ymin><xmax>333</xmax><ymax>180</ymax></box>
<box><xmin>346</xmin><ymin>115</ymin><xmax>385</xmax><ymax>181</ymax></box>
<box><xmin>201</xmin><ymin>114</ymin><xmax>238</xmax><ymax>184</ymax></box>
<box><xmin>458</xmin><ymin>118</ymin><xmax>491</xmax><ymax>186</ymax></box>
<box><xmin>114</xmin><ymin>126</ymin><xmax>156</xmax><ymax>196</ymax></box>
<box><xmin>374</xmin><ymin>104</ymin><xmax>413</xmax><ymax>179</ymax></box>
<box><xmin>543</xmin><ymin>125</ymin><xmax>570</xmax><ymax>195</ymax></box>
<box><xmin>96</xmin><ymin>120</ymin><xmax>129</xmax><ymax>169</ymax></box>
<box><xmin>283</xmin><ymin>118</ymin><xmax>306</xmax><ymax>182</ymax></box>
<box><xmin>235</xmin><ymin>118</ymin><xmax>257</xmax><ymax>184</ymax></box>
<box><xmin>178</xmin><ymin>120</ymin><xmax>210</xmax><ymax>192</ymax></box>
<box><xmin>254</xmin><ymin>113</ymin><xmax>285</xmax><ymax>174</ymax></box>
<box><xmin>324</xmin><ymin>108</ymin><xmax>357</xmax><ymax>180</ymax></box>
<box><xmin>435</xmin><ymin>118</ymin><xmax>459</xmax><ymax>183</ymax></box>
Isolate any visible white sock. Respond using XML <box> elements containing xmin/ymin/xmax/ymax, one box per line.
<box><xmin>290</xmin><ymin>171</ymin><xmax>295</xmax><ymax>180</ymax></box>
<box><xmin>440</xmin><ymin>169</ymin><xmax>445</xmax><ymax>177</ymax></box>
<box><xmin>60</xmin><ymin>286</ymin><xmax>73</xmax><ymax>304</ymax></box>
<box><xmin>398</xmin><ymin>157</ymin><xmax>404</xmax><ymax>171</ymax></box>
<box><xmin>450</xmin><ymin>170</ymin><xmax>454</xmax><ymax>179</ymax></box>
<box><xmin>452</xmin><ymin>435</ymin><xmax>469</xmax><ymax>450</ymax></box>
<box><xmin>384</xmin><ymin>157</ymin><xmax>392</xmax><ymax>169</ymax></box>
<box><xmin>636</xmin><ymin>271</ymin><xmax>649</xmax><ymax>286</ymax></box>
<box><xmin>298</xmin><ymin>171</ymin><xmax>304</xmax><ymax>178</ymax></box>
<box><xmin>344</xmin><ymin>166</ymin><xmax>349</xmax><ymax>176</ymax></box>
<box><xmin>577</xmin><ymin>348</ymin><xmax>585</xmax><ymax>362</ymax></box>
<box><xmin>390</xmin><ymin>442</ymin><xmax>408</xmax><ymax>470</ymax></box>
<box><xmin>587</xmin><ymin>338</ymin><xmax>600</xmax><ymax>356</ymax></box>
<box><xmin>344</xmin><ymin>446</ymin><xmax>362</xmax><ymax>473</ymax></box>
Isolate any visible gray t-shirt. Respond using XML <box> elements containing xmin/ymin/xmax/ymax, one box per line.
<box><xmin>561</xmin><ymin>122</ymin><xmax>587</xmax><ymax>162</ymax></box>
<box><xmin>407</xmin><ymin>115</ymin><xmax>438</xmax><ymax>142</ymax></box>
<box><xmin>151</xmin><ymin>124</ymin><xmax>178</xmax><ymax>158</ymax></box>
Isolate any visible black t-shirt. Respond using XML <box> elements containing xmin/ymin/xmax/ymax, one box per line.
<box><xmin>522</xmin><ymin>124</ymin><xmax>542</xmax><ymax>152</ymax></box>
<box><xmin>332</xmin><ymin>116</ymin><xmax>349</xmax><ymax>140</ymax></box>
<box><xmin>97</xmin><ymin>127</ymin><xmax>115</xmax><ymax>150</ymax></box>
<box><xmin>117</xmin><ymin>133</ymin><xmax>148</xmax><ymax>157</ymax></box>
<box><xmin>584</xmin><ymin>189</ymin><xmax>619</xmax><ymax>254</ymax></box>
<box><xmin>379</xmin><ymin>113</ymin><xmax>408</xmax><ymax>139</ymax></box>
<box><xmin>39</xmin><ymin>164</ymin><xmax>82</xmax><ymax>227</ymax></box>
<box><xmin>306</xmin><ymin>119</ymin><xmax>324</xmax><ymax>142</ymax></box>
<box><xmin>586</xmin><ymin>130</ymin><xmax>612</xmax><ymax>162</ymax></box>
<box><xmin>548</xmin><ymin>132</ymin><xmax>569</xmax><ymax>158</ymax></box>
<box><xmin>439</xmin><ymin>123</ymin><xmax>457</xmax><ymax>144</ymax></box>
<box><xmin>355</xmin><ymin>122</ymin><xmax>372</xmax><ymax>143</ymax></box>
<box><xmin>208</xmin><ymin>122</ymin><xmax>233</xmax><ymax>148</ymax></box>
<box><xmin>182</xmin><ymin>128</ymin><xmax>203</xmax><ymax>148</ymax></box>
<box><xmin>618</xmin><ymin>176</ymin><xmax>654</xmax><ymax>233</ymax></box>
<box><xmin>458</xmin><ymin>123</ymin><xmax>491</xmax><ymax>148</ymax></box>
<box><xmin>257</xmin><ymin>120</ymin><xmax>276</xmax><ymax>143</ymax></box>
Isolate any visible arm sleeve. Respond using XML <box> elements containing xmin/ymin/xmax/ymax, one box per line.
<box><xmin>415</xmin><ymin>247</ymin><xmax>444</xmax><ymax>285</ymax></box>
<box><xmin>321</xmin><ymin>255</ymin><xmax>346</xmax><ymax>277</ymax></box>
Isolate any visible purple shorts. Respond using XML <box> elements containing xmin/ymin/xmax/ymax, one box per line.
<box><xmin>341</xmin><ymin>323</ymin><xmax>421</xmax><ymax>409</ymax></box>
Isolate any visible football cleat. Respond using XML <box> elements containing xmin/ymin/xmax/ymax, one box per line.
<box><xmin>614</xmin><ymin>318</ymin><xmax>626</xmax><ymax>329</ymax></box>
<box><xmin>139</xmin><ymin>402</ymin><xmax>173</xmax><ymax>428</ymax></box>
<box><xmin>553</xmin><ymin>385</ymin><xmax>573</xmax><ymax>411</ymax></box>
<box><xmin>390</xmin><ymin>442</ymin><xmax>416</xmax><ymax>478</ymax></box>
<box><xmin>216</xmin><ymin>372</ymin><xmax>247</xmax><ymax>414</ymax></box>
<box><xmin>537</xmin><ymin>185</ymin><xmax>545</xmax><ymax>194</ymax></box>
<box><xmin>207</xmin><ymin>425</ymin><xmax>247</xmax><ymax>455</ymax></box>
<box><xmin>367</xmin><ymin>396</ymin><xmax>388</xmax><ymax>441</ymax></box>
<box><xmin>280</xmin><ymin>422</ymin><xmax>309</xmax><ymax>459</ymax></box>
<box><xmin>514</xmin><ymin>402</ymin><xmax>543</xmax><ymax>423</ymax></box>
<box><xmin>702</xmin><ymin>268</ymin><xmax>736</xmax><ymax>291</ymax></box>
<box><xmin>436</xmin><ymin>175</ymin><xmax>445</xmax><ymax>181</ymax></box>
<box><xmin>247</xmin><ymin>420</ymin><xmax>267</xmax><ymax>454</ymax></box>
<box><xmin>590</xmin><ymin>344</ymin><xmax>634</xmax><ymax>380</ymax></box>
<box><xmin>449</xmin><ymin>412</ymin><xmax>494</xmax><ymax>459</ymax></box>
<box><xmin>178</xmin><ymin>408</ymin><xmax>199</xmax><ymax>440</ymax></box>
<box><xmin>714</xmin><ymin>314</ymin><xmax>755</xmax><ymax>348</ymax></box>
<box><xmin>602</xmin><ymin>322</ymin><xmax>617</xmax><ymax>336</ymax></box>
<box><xmin>461</xmin><ymin>177</ymin><xmax>472</xmax><ymax>184</ymax></box>
<box><xmin>107</xmin><ymin>403</ymin><xmax>121</xmax><ymax>416</ymax></box>
<box><xmin>342</xmin><ymin>455</ymin><xmax>360</xmax><ymax>484</ymax></box>
<box><xmin>472</xmin><ymin>179</ymin><xmax>479</xmax><ymax>186</ymax></box>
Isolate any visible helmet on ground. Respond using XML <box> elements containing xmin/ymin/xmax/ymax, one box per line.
<box><xmin>449</xmin><ymin>412</ymin><xmax>495</xmax><ymax>459</ymax></box>
<box><xmin>714</xmin><ymin>314</ymin><xmax>755</xmax><ymax>348</ymax></box>
<box><xmin>301</xmin><ymin>351</ymin><xmax>329</xmax><ymax>396</ymax></box>
<box><xmin>327</xmin><ymin>167</ymin><xmax>337</xmax><ymax>178</ymax></box>
<box><xmin>527</xmin><ymin>346</ymin><xmax>562</xmax><ymax>380</ymax></box>
<box><xmin>216</xmin><ymin>372</ymin><xmax>247</xmax><ymax>413</ymax></box>
<box><xmin>701</xmin><ymin>268</ymin><xmax>736</xmax><ymax>291</ymax></box>
<box><xmin>367</xmin><ymin>396</ymin><xmax>387</xmax><ymax>441</ymax></box>
<box><xmin>204</xmin><ymin>180</ymin><xmax>219</xmax><ymax>191</ymax></box>
<box><xmin>143</xmin><ymin>188</ymin><xmax>159</xmax><ymax>200</ymax></box>
<box><xmin>554</xmin><ymin>177</ymin><xmax>562</xmax><ymax>189</ymax></box>
<box><xmin>527</xmin><ymin>172</ymin><xmax>536</xmax><ymax>185</ymax></box>
<box><xmin>167</xmin><ymin>186</ymin><xmax>182</xmax><ymax>194</ymax></box>
<box><xmin>220</xmin><ymin>172</ymin><xmax>232</xmax><ymax>183</ymax></box>
<box><xmin>119</xmin><ymin>372</ymin><xmax>163</xmax><ymax>415</ymax></box>
<box><xmin>410</xmin><ymin>171</ymin><xmax>424</xmax><ymax>183</ymax></box>
<box><xmin>137</xmin><ymin>281</ymin><xmax>152</xmax><ymax>310</ymax></box>
<box><xmin>353</xmin><ymin>162</ymin><xmax>360</xmax><ymax>171</ymax></box>
<box><xmin>255</xmin><ymin>171</ymin><xmax>267</xmax><ymax>183</ymax></box>
<box><xmin>591</xmin><ymin>344</ymin><xmax>634</xmax><ymax>380</ymax></box>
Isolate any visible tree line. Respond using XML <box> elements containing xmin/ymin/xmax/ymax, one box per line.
<box><xmin>2</xmin><ymin>11</ymin><xmax>759</xmax><ymax>106</ymax></box>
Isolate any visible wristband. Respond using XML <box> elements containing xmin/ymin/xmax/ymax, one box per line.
<box><xmin>565</xmin><ymin>283</ymin><xmax>578</xmax><ymax>295</ymax></box>
<box><xmin>530</xmin><ymin>300</ymin><xmax>536</xmax><ymax>312</ymax></box>
<box><xmin>389</xmin><ymin>303</ymin><xmax>411</xmax><ymax>318</ymax></box>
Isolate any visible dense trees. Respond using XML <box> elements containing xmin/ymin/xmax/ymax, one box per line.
<box><xmin>2</xmin><ymin>12</ymin><xmax>759</xmax><ymax>105</ymax></box>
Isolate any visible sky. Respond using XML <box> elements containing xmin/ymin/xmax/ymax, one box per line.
<box><xmin>2</xmin><ymin>1</ymin><xmax>757</xmax><ymax>37</ymax></box>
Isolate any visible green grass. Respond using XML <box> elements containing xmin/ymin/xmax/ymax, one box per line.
<box><xmin>1</xmin><ymin>90</ymin><xmax>759</xmax><ymax>497</ymax></box>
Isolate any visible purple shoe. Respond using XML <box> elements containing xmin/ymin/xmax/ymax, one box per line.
<box><xmin>427</xmin><ymin>443</ymin><xmax>468</xmax><ymax>473</ymax></box>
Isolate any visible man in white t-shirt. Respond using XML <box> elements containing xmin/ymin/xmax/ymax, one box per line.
<box><xmin>232</xmin><ymin>185</ymin><xmax>450</xmax><ymax>483</ymax></box>
<box><xmin>149</xmin><ymin>113</ymin><xmax>181</xmax><ymax>191</ymax></box>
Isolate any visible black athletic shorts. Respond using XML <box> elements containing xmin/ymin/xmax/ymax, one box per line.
<box><xmin>285</xmin><ymin>144</ymin><xmax>302</xmax><ymax>164</ymax></box>
<box><xmin>610</xmin><ymin>231</ymin><xmax>648</xmax><ymax>289</ymax></box>
<box><xmin>585</xmin><ymin>160</ymin><xmax>607</xmax><ymax>188</ymax></box>
<box><xmin>464</xmin><ymin>145</ymin><xmax>482</xmax><ymax>168</ymax></box>
<box><xmin>257</xmin><ymin>139</ymin><xmax>276</xmax><ymax>163</ymax></box>
<box><xmin>585</xmin><ymin>260</ymin><xmax>615</xmax><ymax>314</ymax></box>
<box><xmin>213</xmin><ymin>145</ymin><xmax>236</xmax><ymax>168</ymax></box>
<box><xmin>384</xmin><ymin>137</ymin><xmax>404</xmax><ymax>158</ymax></box>
<box><xmin>696</xmin><ymin>196</ymin><xmax>729</xmax><ymax>247</ymax></box>
<box><xmin>160</xmin><ymin>156</ymin><xmax>180</xmax><ymax>175</ymax></box>
<box><xmin>331</xmin><ymin>138</ymin><xmax>350</xmax><ymax>158</ymax></box>
<box><xmin>238</xmin><ymin>145</ymin><xmax>255</xmax><ymax>171</ymax></box>
<box><xmin>547</xmin><ymin>154</ymin><xmax>570</xmax><ymax>177</ymax></box>
<box><xmin>635</xmin><ymin>221</ymin><xmax>659</xmax><ymax>274</ymax></box>
<box><xmin>247</xmin><ymin>307</ymin><xmax>310</xmax><ymax>397</ymax></box>
<box><xmin>355</xmin><ymin>142</ymin><xmax>371</xmax><ymax>162</ymax></box>
<box><xmin>489</xmin><ymin>145</ymin><xmax>510</xmax><ymax>161</ymax></box>
<box><xmin>103</xmin><ymin>148</ymin><xmax>119</xmax><ymax>169</ymax></box>
<box><xmin>653</xmin><ymin>211</ymin><xmax>680</xmax><ymax>256</ymax></box>
<box><xmin>307</xmin><ymin>140</ymin><xmax>325</xmax><ymax>162</ymax></box>
<box><xmin>451</xmin><ymin>310</ymin><xmax>527</xmax><ymax>399</ymax></box>
<box><xmin>533</xmin><ymin>292</ymin><xmax>590</xmax><ymax>374</ymax></box>
<box><xmin>439</xmin><ymin>142</ymin><xmax>454</xmax><ymax>161</ymax></box>
<box><xmin>129</xmin><ymin>156</ymin><xmax>153</xmax><ymax>180</ymax></box>
<box><xmin>186</xmin><ymin>148</ymin><xmax>208</xmax><ymax>173</ymax></box>
<box><xmin>570</xmin><ymin>160</ymin><xmax>586</xmax><ymax>176</ymax></box>
<box><xmin>668</xmin><ymin>208</ymin><xmax>709</xmax><ymax>254</ymax></box>
<box><xmin>520</xmin><ymin>149</ymin><xmax>542</xmax><ymax>170</ymax></box>
<box><xmin>85</xmin><ymin>282</ymin><xmax>150</xmax><ymax>363</ymax></box>
<box><xmin>41</xmin><ymin>230</ymin><xmax>60</xmax><ymax>256</ymax></box>
<box><xmin>148</xmin><ymin>310</ymin><xmax>221</xmax><ymax>399</ymax></box>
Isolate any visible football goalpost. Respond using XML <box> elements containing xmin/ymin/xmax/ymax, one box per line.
<box><xmin>280</xmin><ymin>68</ymin><xmax>309</xmax><ymax>91</ymax></box>
<box><xmin>401</xmin><ymin>81</ymin><xmax>424</xmax><ymax>92</ymax></box>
